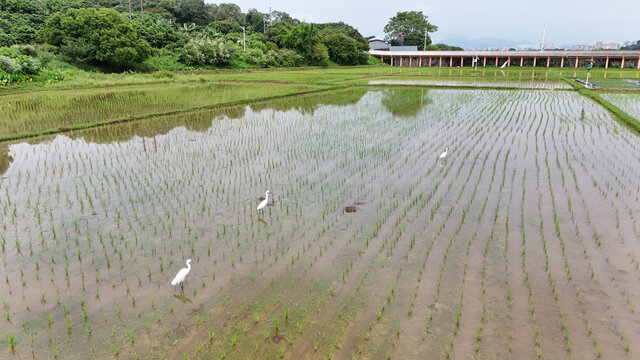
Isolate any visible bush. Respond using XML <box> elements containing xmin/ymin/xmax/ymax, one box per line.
<box><xmin>179</xmin><ymin>35</ymin><xmax>232</xmax><ymax>66</ymax></box>
<box><xmin>0</xmin><ymin>55</ymin><xmax>21</xmax><ymax>73</ymax></box>
<box><xmin>147</xmin><ymin>54</ymin><xmax>193</xmax><ymax>71</ymax></box>
<box><xmin>133</xmin><ymin>17</ymin><xmax>183</xmax><ymax>49</ymax></box>
<box><xmin>152</xmin><ymin>69</ymin><xmax>175</xmax><ymax>78</ymax></box>
<box><xmin>208</xmin><ymin>20</ymin><xmax>243</xmax><ymax>35</ymax></box>
<box><xmin>323</xmin><ymin>33</ymin><xmax>368</xmax><ymax>65</ymax></box>
<box><xmin>311</xmin><ymin>43</ymin><xmax>329</xmax><ymax>65</ymax></box>
<box><xmin>265</xmin><ymin>41</ymin><xmax>278</xmax><ymax>52</ymax></box>
<box><xmin>265</xmin><ymin>49</ymin><xmax>303</xmax><ymax>68</ymax></box>
<box><xmin>42</xmin><ymin>8</ymin><xmax>151</xmax><ymax>70</ymax></box>
<box><xmin>238</xmin><ymin>48</ymin><xmax>267</xmax><ymax>67</ymax></box>
<box><xmin>0</xmin><ymin>46</ymin><xmax>41</xmax><ymax>74</ymax></box>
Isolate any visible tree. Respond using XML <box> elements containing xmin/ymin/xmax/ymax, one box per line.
<box><xmin>322</xmin><ymin>33</ymin><xmax>367</xmax><ymax>65</ymax></box>
<box><xmin>43</xmin><ymin>8</ymin><xmax>151</xmax><ymax>70</ymax></box>
<box><xmin>311</xmin><ymin>43</ymin><xmax>329</xmax><ymax>64</ymax></box>
<box><xmin>316</xmin><ymin>22</ymin><xmax>368</xmax><ymax>50</ymax></box>
<box><xmin>384</xmin><ymin>11</ymin><xmax>437</xmax><ymax>48</ymax></box>
<box><xmin>208</xmin><ymin>20</ymin><xmax>242</xmax><ymax>35</ymax></box>
<box><xmin>275</xmin><ymin>22</ymin><xmax>319</xmax><ymax>62</ymax></box>
<box><xmin>269</xmin><ymin>10</ymin><xmax>298</xmax><ymax>25</ymax></box>
<box><xmin>161</xmin><ymin>0</ymin><xmax>212</xmax><ymax>25</ymax></box>
<box><xmin>425</xmin><ymin>43</ymin><xmax>463</xmax><ymax>51</ymax></box>
<box><xmin>245</xmin><ymin>8</ymin><xmax>265</xmax><ymax>33</ymax></box>
<box><xmin>133</xmin><ymin>16</ymin><xmax>182</xmax><ymax>48</ymax></box>
<box><xmin>621</xmin><ymin>40</ymin><xmax>640</xmax><ymax>50</ymax></box>
<box><xmin>210</xmin><ymin>3</ymin><xmax>243</xmax><ymax>23</ymax></box>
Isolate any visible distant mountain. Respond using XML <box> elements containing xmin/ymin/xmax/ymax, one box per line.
<box><xmin>438</xmin><ymin>36</ymin><xmax>536</xmax><ymax>50</ymax></box>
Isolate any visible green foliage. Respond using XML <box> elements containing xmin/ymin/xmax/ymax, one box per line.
<box><xmin>245</xmin><ymin>8</ymin><xmax>265</xmax><ymax>33</ymax></box>
<box><xmin>265</xmin><ymin>41</ymin><xmax>278</xmax><ymax>52</ymax></box>
<box><xmin>384</xmin><ymin>11</ymin><xmax>438</xmax><ymax>47</ymax></box>
<box><xmin>152</xmin><ymin>69</ymin><xmax>175</xmax><ymax>78</ymax></box>
<box><xmin>0</xmin><ymin>0</ymin><xmax>97</xmax><ymax>45</ymax></box>
<box><xmin>208</xmin><ymin>20</ymin><xmax>242</xmax><ymax>35</ymax></box>
<box><xmin>311</xmin><ymin>43</ymin><xmax>329</xmax><ymax>64</ymax></box>
<box><xmin>275</xmin><ymin>22</ymin><xmax>319</xmax><ymax>62</ymax></box>
<box><xmin>316</xmin><ymin>22</ymin><xmax>369</xmax><ymax>50</ymax></box>
<box><xmin>1</xmin><ymin>0</ymin><xmax>384</xmax><ymax>71</ymax></box>
<box><xmin>210</xmin><ymin>3</ymin><xmax>243</xmax><ymax>23</ymax></box>
<box><xmin>238</xmin><ymin>48</ymin><xmax>267</xmax><ymax>67</ymax></box>
<box><xmin>133</xmin><ymin>17</ymin><xmax>183</xmax><ymax>49</ymax></box>
<box><xmin>366</xmin><ymin>55</ymin><xmax>386</xmax><ymax>66</ymax></box>
<box><xmin>0</xmin><ymin>45</ymin><xmax>42</xmax><ymax>85</ymax></box>
<box><xmin>265</xmin><ymin>49</ymin><xmax>303</xmax><ymax>68</ymax></box>
<box><xmin>43</xmin><ymin>8</ymin><xmax>151</xmax><ymax>70</ymax></box>
<box><xmin>180</xmin><ymin>35</ymin><xmax>232</xmax><ymax>66</ymax></box>
<box><xmin>621</xmin><ymin>40</ymin><xmax>640</xmax><ymax>50</ymax></box>
<box><xmin>161</xmin><ymin>0</ymin><xmax>212</xmax><ymax>26</ymax></box>
<box><xmin>425</xmin><ymin>43</ymin><xmax>464</xmax><ymax>51</ymax></box>
<box><xmin>322</xmin><ymin>33</ymin><xmax>368</xmax><ymax>65</ymax></box>
<box><xmin>147</xmin><ymin>53</ymin><xmax>193</xmax><ymax>71</ymax></box>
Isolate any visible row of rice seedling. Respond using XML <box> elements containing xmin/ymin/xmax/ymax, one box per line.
<box><xmin>0</xmin><ymin>82</ymin><xmax>326</xmax><ymax>139</ymax></box>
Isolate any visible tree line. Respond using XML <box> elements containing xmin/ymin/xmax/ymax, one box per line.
<box><xmin>0</xmin><ymin>1</ymin><xmax>460</xmax><ymax>85</ymax></box>
<box><xmin>0</xmin><ymin>0</ymin><xmax>376</xmax><ymax>84</ymax></box>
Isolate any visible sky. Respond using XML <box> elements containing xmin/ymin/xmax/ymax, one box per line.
<box><xmin>206</xmin><ymin>0</ymin><xmax>640</xmax><ymax>48</ymax></box>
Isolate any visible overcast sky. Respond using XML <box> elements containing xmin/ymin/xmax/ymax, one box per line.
<box><xmin>207</xmin><ymin>0</ymin><xmax>639</xmax><ymax>47</ymax></box>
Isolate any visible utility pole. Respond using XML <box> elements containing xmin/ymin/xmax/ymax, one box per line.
<box><xmin>423</xmin><ymin>29</ymin><xmax>427</xmax><ymax>51</ymax></box>
<box><xmin>128</xmin><ymin>0</ymin><xmax>132</xmax><ymax>20</ymax></box>
<box><xmin>140</xmin><ymin>0</ymin><xmax>144</xmax><ymax>21</ymax></box>
<box><xmin>241</xmin><ymin>26</ymin><xmax>246</xmax><ymax>51</ymax></box>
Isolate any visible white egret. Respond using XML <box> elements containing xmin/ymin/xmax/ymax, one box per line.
<box><xmin>257</xmin><ymin>190</ymin><xmax>270</xmax><ymax>213</ymax></box>
<box><xmin>171</xmin><ymin>259</ymin><xmax>193</xmax><ymax>290</ymax></box>
<box><xmin>439</xmin><ymin>147</ymin><xmax>449</xmax><ymax>160</ymax></box>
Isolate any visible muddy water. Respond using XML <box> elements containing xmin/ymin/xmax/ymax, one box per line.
<box><xmin>0</xmin><ymin>87</ymin><xmax>638</xmax><ymax>360</ymax></box>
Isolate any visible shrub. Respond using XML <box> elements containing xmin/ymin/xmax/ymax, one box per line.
<box><xmin>0</xmin><ymin>46</ymin><xmax>41</xmax><ymax>74</ymax></box>
<box><xmin>266</xmin><ymin>49</ymin><xmax>303</xmax><ymax>68</ymax></box>
<box><xmin>323</xmin><ymin>33</ymin><xmax>368</xmax><ymax>65</ymax></box>
<box><xmin>311</xmin><ymin>43</ymin><xmax>329</xmax><ymax>65</ymax></box>
<box><xmin>42</xmin><ymin>8</ymin><xmax>151</xmax><ymax>70</ymax></box>
<box><xmin>0</xmin><ymin>55</ymin><xmax>21</xmax><ymax>73</ymax></box>
<box><xmin>152</xmin><ymin>69</ymin><xmax>175</xmax><ymax>78</ymax></box>
<box><xmin>238</xmin><ymin>48</ymin><xmax>267</xmax><ymax>67</ymax></box>
<box><xmin>179</xmin><ymin>36</ymin><xmax>232</xmax><ymax>67</ymax></box>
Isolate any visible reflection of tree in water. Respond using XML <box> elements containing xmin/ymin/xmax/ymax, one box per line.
<box><xmin>0</xmin><ymin>144</ymin><xmax>10</xmax><ymax>176</ymax></box>
<box><xmin>380</xmin><ymin>88</ymin><xmax>432</xmax><ymax>117</ymax></box>
<box><xmin>66</xmin><ymin>87</ymin><xmax>369</xmax><ymax>144</ymax></box>
<box><xmin>250</xmin><ymin>87</ymin><xmax>369</xmax><ymax>115</ymax></box>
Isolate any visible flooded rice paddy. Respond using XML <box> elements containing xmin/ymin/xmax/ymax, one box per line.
<box><xmin>368</xmin><ymin>79</ymin><xmax>571</xmax><ymax>90</ymax></box>
<box><xmin>601</xmin><ymin>93</ymin><xmax>640</xmax><ymax>120</ymax></box>
<box><xmin>1</xmin><ymin>86</ymin><xmax>639</xmax><ymax>359</ymax></box>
